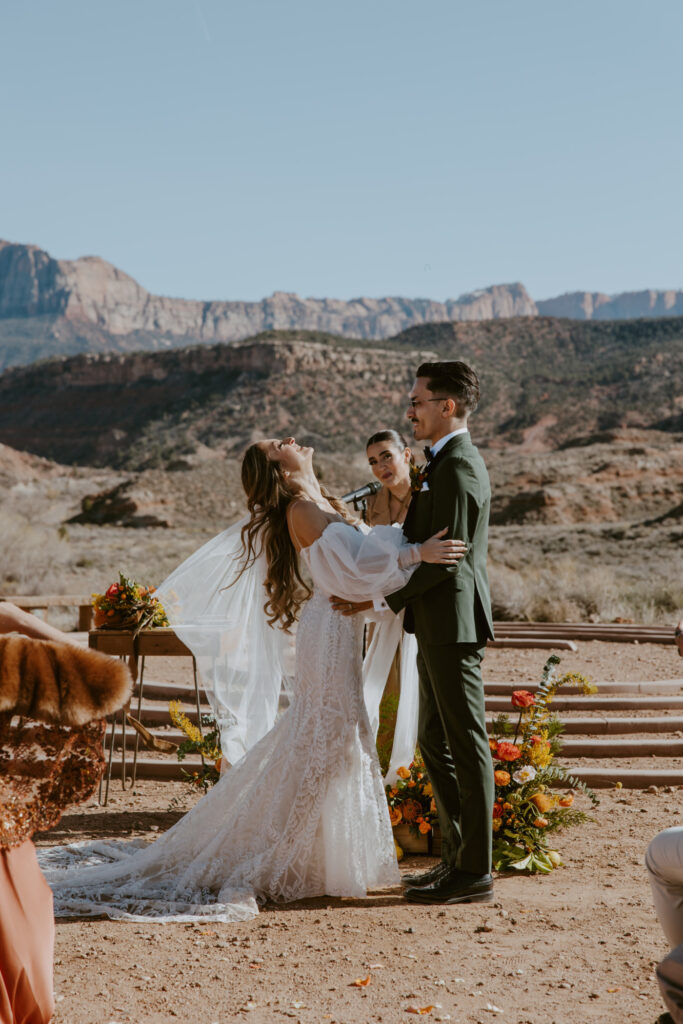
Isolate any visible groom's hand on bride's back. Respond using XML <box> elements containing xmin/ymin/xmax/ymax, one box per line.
<box><xmin>329</xmin><ymin>596</ymin><xmax>373</xmax><ymax>616</ymax></box>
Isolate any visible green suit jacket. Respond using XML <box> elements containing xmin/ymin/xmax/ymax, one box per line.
<box><xmin>385</xmin><ymin>432</ymin><xmax>495</xmax><ymax>646</ymax></box>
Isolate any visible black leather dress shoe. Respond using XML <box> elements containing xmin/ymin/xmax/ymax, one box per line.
<box><xmin>404</xmin><ymin>868</ymin><xmax>493</xmax><ymax>904</ymax></box>
<box><xmin>401</xmin><ymin>861</ymin><xmax>449</xmax><ymax>888</ymax></box>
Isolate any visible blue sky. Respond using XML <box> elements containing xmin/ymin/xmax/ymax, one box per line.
<box><xmin>1</xmin><ymin>1</ymin><xmax>681</xmax><ymax>303</ymax></box>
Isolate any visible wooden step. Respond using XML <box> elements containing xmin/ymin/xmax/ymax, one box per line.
<box><xmin>485</xmin><ymin>715</ymin><xmax>683</xmax><ymax>735</ymax></box>
<box><xmin>104</xmin><ymin>754</ymin><xmax>683</xmax><ymax>787</ymax></box>
<box><xmin>568</xmin><ymin>767</ymin><xmax>683</xmax><ymax>788</ymax></box>
<box><xmin>483</xmin><ymin>679</ymin><xmax>683</xmax><ymax>695</ymax></box>
<box><xmin>132</xmin><ymin>676</ymin><xmax>683</xmax><ymax>704</ymax></box>
<box><xmin>485</xmin><ymin>694</ymin><xmax>683</xmax><ymax>712</ymax></box>
<box><xmin>559</xmin><ymin>737</ymin><xmax>683</xmax><ymax>757</ymax></box>
<box><xmin>487</xmin><ymin>639</ymin><xmax>577</xmax><ymax>650</ymax></box>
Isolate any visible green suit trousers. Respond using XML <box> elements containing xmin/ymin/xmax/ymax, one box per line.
<box><xmin>417</xmin><ymin>641</ymin><xmax>494</xmax><ymax>875</ymax></box>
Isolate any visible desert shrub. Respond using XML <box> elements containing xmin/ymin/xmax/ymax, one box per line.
<box><xmin>489</xmin><ymin>558</ymin><xmax>683</xmax><ymax>624</ymax></box>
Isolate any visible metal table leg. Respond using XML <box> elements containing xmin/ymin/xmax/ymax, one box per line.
<box><xmin>100</xmin><ymin>708</ymin><xmax>119</xmax><ymax>807</ymax></box>
<box><xmin>129</xmin><ymin>655</ymin><xmax>146</xmax><ymax>789</ymax></box>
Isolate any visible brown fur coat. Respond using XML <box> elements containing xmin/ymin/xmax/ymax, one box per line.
<box><xmin>0</xmin><ymin>634</ymin><xmax>131</xmax><ymax>726</ymax></box>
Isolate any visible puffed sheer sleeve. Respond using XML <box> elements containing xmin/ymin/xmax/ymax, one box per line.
<box><xmin>300</xmin><ymin>522</ymin><xmax>417</xmax><ymax>601</ymax></box>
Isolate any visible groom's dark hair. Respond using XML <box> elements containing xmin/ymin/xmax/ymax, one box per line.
<box><xmin>417</xmin><ymin>360</ymin><xmax>480</xmax><ymax>414</ymax></box>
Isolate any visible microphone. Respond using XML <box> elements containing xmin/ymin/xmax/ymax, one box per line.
<box><xmin>341</xmin><ymin>480</ymin><xmax>382</xmax><ymax>505</ymax></box>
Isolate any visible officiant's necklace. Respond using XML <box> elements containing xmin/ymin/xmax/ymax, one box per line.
<box><xmin>388</xmin><ymin>485</ymin><xmax>412</xmax><ymax>523</ymax></box>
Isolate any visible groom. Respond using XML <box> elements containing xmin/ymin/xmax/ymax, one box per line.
<box><xmin>335</xmin><ymin>360</ymin><xmax>495</xmax><ymax>904</ymax></box>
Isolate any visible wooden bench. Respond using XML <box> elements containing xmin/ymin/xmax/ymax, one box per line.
<box><xmin>0</xmin><ymin>594</ymin><xmax>93</xmax><ymax>630</ymax></box>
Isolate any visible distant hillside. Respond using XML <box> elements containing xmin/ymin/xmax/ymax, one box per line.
<box><xmin>0</xmin><ymin>316</ymin><xmax>681</xmax><ymax>469</ymax></box>
<box><xmin>2</xmin><ymin>238</ymin><xmax>683</xmax><ymax>371</ymax></box>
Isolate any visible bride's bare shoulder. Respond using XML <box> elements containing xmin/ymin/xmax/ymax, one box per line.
<box><xmin>286</xmin><ymin>499</ymin><xmax>334</xmax><ymax>551</ymax></box>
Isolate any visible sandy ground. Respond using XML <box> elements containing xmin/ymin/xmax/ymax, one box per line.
<box><xmin>36</xmin><ymin>641</ymin><xmax>683</xmax><ymax>1024</ymax></box>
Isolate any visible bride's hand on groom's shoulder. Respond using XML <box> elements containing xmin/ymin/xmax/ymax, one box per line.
<box><xmin>329</xmin><ymin>595</ymin><xmax>373</xmax><ymax>616</ymax></box>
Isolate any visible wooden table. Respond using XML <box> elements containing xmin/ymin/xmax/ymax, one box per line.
<box><xmin>89</xmin><ymin>628</ymin><xmax>204</xmax><ymax>805</ymax></box>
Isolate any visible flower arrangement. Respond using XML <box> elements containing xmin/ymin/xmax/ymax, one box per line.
<box><xmin>385</xmin><ymin>753</ymin><xmax>437</xmax><ymax>838</ymax></box>
<box><xmin>489</xmin><ymin>655</ymin><xmax>599</xmax><ymax>873</ymax></box>
<box><xmin>385</xmin><ymin>656</ymin><xmax>599</xmax><ymax>873</ymax></box>
<box><xmin>168</xmin><ymin>701</ymin><xmax>222</xmax><ymax>791</ymax></box>
<box><xmin>92</xmin><ymin>573</ymin><xmax>169</xmax><ymax>632</ymax></box>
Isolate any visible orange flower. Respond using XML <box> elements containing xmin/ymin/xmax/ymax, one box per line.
<box><xmin>530</xmin><ymin>792</ymin><xmax>555</xmax><ymax>814</ymax></box>
<box><xmin>489</xmin><ymin>738</ymin><xmax>498</xmax><ymax>753</ymax></box>
<box><xmin>401</xmin><ymin>799</ymin><xmax>423</xmax><ymax>823</ymax></box>
<box><xmin>558</xmin><ymin>794</ymin><xmax>574</xmax><ymax>807</ymax></box>
<box><xmin>407</xmin><ymin>780</ymin><xmax>416</xmax><ymax>788</ymax></box>
<box><xmin>511</xmin><ymin>689</ymin><xmax>535</xmax><ymax>708</ymax></box>
<box><xmin>496</xmin><ymin>741</ymin><xmax>522</xmax><ymax>762</ymax></box>
<box><xmin>494</xmin><ymin>770</ymin><xmax>511</xmax><ymax>786</ymax></box>
<box><xmin>397</xmin><ymin>766</ymin><xmax>411</xmax><ymax>780</ymax></box>
<box><xmin>389</xmin><ymin>806</ymin><xmax>403</xmax><ymax>826</ymax></box>
<box><xmin>533</xmin><ymin>817</ymin><xmax>549</xmax><ymax>828</ymax></box>
<box><xmin>418</xmin><ymin>820</ymin><xmax>431</xmax><ymax>834</ymax></box>
<box><xmin>214</xmin><ymin>757</ymin><xmax>223</xmax><ymax>774</ymax></box>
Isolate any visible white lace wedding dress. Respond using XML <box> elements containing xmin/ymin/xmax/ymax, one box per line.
<box><xmin>38</xmin><ymin>522</ymin><xmax>415</xmax><ymax>922</ymax></box>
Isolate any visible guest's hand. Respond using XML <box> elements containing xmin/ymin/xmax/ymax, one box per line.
<box><xmin>329</xmin><ymin>595</ymin><xmax>373</xmax><ymax>616</ymax></box>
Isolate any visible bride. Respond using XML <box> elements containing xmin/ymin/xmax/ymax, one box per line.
<box><xmin>39</xmin><ymin>437</ymin><xmax>465</xmax><ymax>922</ymax></box>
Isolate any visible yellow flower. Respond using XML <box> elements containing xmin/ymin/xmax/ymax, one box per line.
<box><xmin>423</xmin><ymin>782</ymin><xmax>433</xmax><ymax>797</ymax></box>
<box><xmin>492</xmin><ymin>818</ymin><xmax>502</xmax><ymax>832</ymax></box>
<box><xmin>168</xmin><ymin>700</ymin><xmax>202</xmax><ymax>745</ymax></box>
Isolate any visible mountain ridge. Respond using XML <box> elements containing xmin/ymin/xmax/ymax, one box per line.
<box><xmin>2</xmin><ymin>239</ymin><xmax>683</xmax><ymax>371</ymax></box>
<box><xmin>0</xmin><ymin>316</ymin><xmax>680</xmax><ymax>469</ymax></box>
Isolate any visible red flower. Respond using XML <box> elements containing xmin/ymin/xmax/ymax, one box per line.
<box><xmin>105</xmin><ymin>583</ymin><xmax>120</xmax><ymax>599</ymax></box>
<box><xmin>511</xmin><ymin>690</ymin><xmax>535</xmax><ymax>709</ymax></box>
<box><xmin>495</xmin><ymin>741</ymin><xmax>522</xmax><ymax>762</ymax></box>
<box><xmin>492</xmin><ymin>803</ymin><xmax>503</xmax><ymax>819</ymax></box>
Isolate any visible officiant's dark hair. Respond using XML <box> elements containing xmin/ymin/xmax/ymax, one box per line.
<box><xmin>417</xmin><ymin>361</ymin><xmax>480</xmax><ymax>414</ymax></box>
<box><xmin>365</xmin><ymin>429</ymin><xmax>417</xmax><ymax>469</ymax></box>
<box><xmin>366</xmin><ymin>429</ymin><xmax>411</xmax><ymax>453</ymax></box>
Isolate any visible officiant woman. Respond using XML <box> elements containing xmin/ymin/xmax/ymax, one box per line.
<box><xmin>364</xmin><ymin>430</ymin><xmax>416</xmax><ymax>772</ymax></box>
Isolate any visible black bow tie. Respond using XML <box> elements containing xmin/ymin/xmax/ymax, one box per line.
<box><xmin>423</xmin><ymin>446</ymin><xmax>433</xmax><ymax>463</ymax></box>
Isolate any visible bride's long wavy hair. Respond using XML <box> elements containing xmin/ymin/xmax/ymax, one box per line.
<box><xmin>238</xmin><ymin>443</ymin><xmax>354</xmax><ymax>632</ymax></box>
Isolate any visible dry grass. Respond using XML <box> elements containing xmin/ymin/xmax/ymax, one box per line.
<box><xmin>0</xmin><ymin>511</ymin><xmax>71</xmax><ymax>594</ymax></box>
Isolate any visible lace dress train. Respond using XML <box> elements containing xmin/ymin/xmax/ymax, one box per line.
<box><xmin>38</xmin><ymin>524</ymin><xmax>412</xmax><ymax>922</ymax></box>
